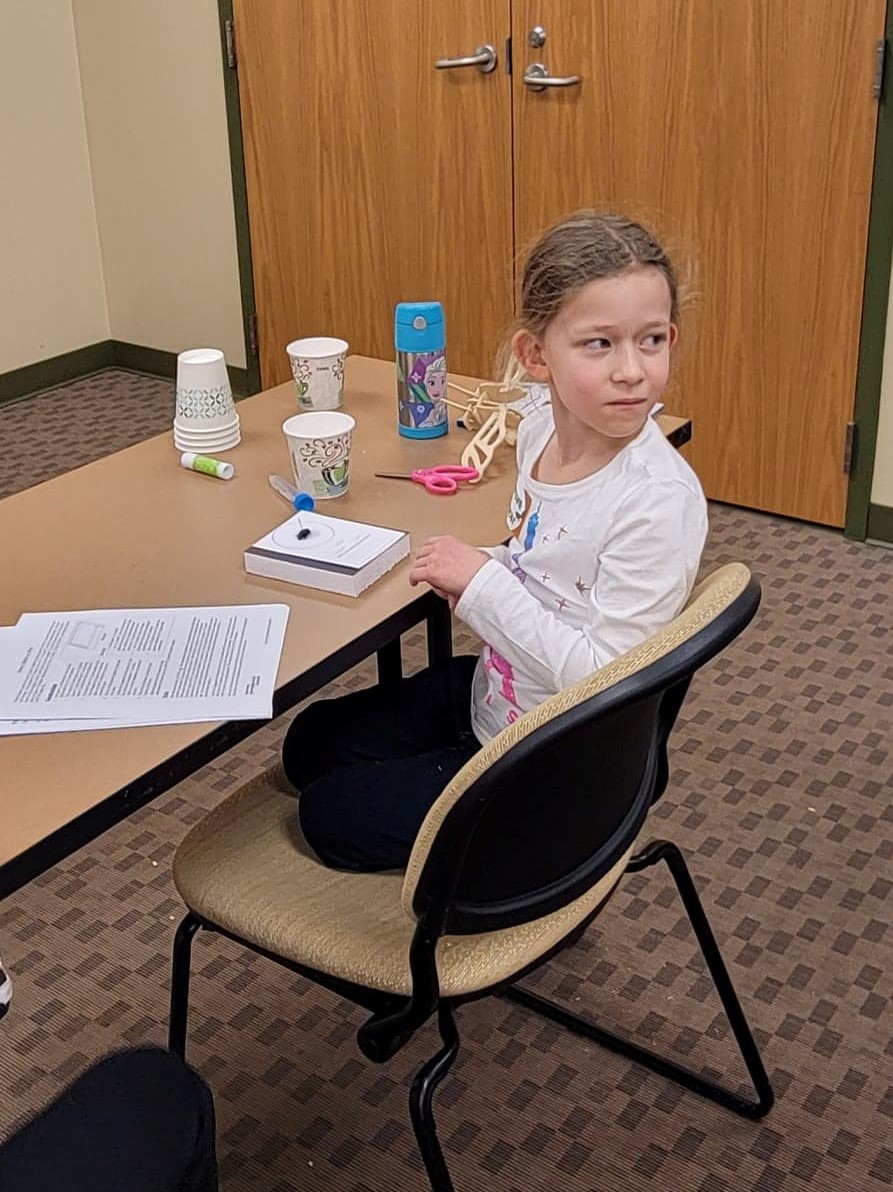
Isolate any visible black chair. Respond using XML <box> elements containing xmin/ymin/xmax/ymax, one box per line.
<box><xmin>169</xmin><ymin>562</ymin><xmax>772</xmax><ymax>1191</ymax></box>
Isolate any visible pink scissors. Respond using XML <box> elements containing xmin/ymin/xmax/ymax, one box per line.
<box><xmin>375</xmin><ymin>464</ymin><xmax>480</xmax><ymax>495</ymax></box>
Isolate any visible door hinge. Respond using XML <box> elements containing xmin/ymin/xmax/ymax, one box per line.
<box><xmin>248</xmin><ymin>312</ymin><xmax>258</xmax><ymax>359</ymax></box>
<box><xmin>505</xmin><ymin>35</ymin><xmax>512</xmax><ymax>75</ymax></box>
<box><xmin>843</xmin><ymin>421</ymin><xmax>857</xmax><ymax>475</ymax></box>
<box><xmin>872</xmin><ymin>39</ymin><xmax>886</xmax><ymax>100</ymax></box>
<box><xmin>225</xmin><ymin>19</ymin><xmax>237</xmax><ymax>70</ymax></box>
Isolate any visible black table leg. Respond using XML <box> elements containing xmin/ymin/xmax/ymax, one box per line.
<box><xmin>376</xmin><ymin>638</ymin><xmax>403</xmax><ymax>686</ymax></box>
<box><xmin>426</xmin><ymin>598</ymin><xmax>453</xmax><ymax>666</ymax></box>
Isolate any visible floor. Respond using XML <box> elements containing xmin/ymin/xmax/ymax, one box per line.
<box><xmin>1</xmin><ymin>370</ymin><xmax>892</xmax><ymax>1192</ymax></box>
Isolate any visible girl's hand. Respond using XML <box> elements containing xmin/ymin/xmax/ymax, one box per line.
<box><xmin>409</xmin><ymin>535</ymin><xmax>489</xmax><ymax>599</ymax></box>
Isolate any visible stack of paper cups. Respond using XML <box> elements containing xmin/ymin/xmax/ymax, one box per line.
<box><xmin>173</xmin><ymin>349</ymin><xmax>240</xmax><ymax>452</ymax></box>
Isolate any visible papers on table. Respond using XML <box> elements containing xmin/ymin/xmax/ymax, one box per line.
<box><xmin>0</xmin><ymin>604</ymin><xmax>289</xmax><ymax>735</ymax></box>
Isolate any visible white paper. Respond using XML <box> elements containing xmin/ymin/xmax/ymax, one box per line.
<box><xmin>254</xmin><ymin>510</ymin><xmax>406</xmax><ymax>568</ymax></box>
<box><xmin>0</xmin><ymin>715</ymin><xmax>225</xmax><ymax>736</ymax></box>
<box><xmin>0</xmin><ymin>605</ymin><xmax>289</xmax><ymax>727</ymax></box>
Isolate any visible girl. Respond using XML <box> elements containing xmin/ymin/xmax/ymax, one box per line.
<box><xmin>282</xmin><ymin>211</ymin><xmax>708</xmax><ymax>871</ymax></box>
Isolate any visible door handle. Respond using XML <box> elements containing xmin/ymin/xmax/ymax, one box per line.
<box><xmin>435</xmin><ymin>44</ymin><xmax>498</xmax><ymax>74</ymax></box>
<box><xmin>522</xmin><ymin>62</ymin><xmax>581</xmax><ymax>91</ymax></box>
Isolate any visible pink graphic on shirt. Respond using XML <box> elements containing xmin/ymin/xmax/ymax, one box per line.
<box><xmin>484</xmin><ymin>646</ymin><xmax>521</xmax><ymax>724</ymax></box>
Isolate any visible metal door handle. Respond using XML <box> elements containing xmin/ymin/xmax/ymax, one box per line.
<box><xmin>435</xmin><ymin>44</ymin><xmax>498</xmax><ymax>74</ymax></box>
<box><xmin>522</xmin><ymin>62</ymin><xmax>581</xmax><ymax>91</ymax></box>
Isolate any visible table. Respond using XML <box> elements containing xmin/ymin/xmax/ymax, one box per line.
<box><xmin>0</xmin><ymin>357</ymin><xmax>690</xmax><ymax>895</ymax></box>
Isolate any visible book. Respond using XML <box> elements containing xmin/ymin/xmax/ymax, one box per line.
<box><xmin>244</xmin><ymin>510</ymin><xmax>411</xmax><ymax>597</ymax></box>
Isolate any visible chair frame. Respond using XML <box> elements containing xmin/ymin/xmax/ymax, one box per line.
<box><xmin>169</xmin><ymin>571</ymin><xmax>773</xmax><ymax>1192</ymax></box>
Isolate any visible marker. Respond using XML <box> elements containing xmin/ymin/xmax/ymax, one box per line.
<box><xmin>180</xmin><ymin>452</ymin><xmax>234</xmax><ymax>480</ymax></box>
<box><xmin>268</xmin><ymin>474</ymin><xmax>314</xmax><ymax>512</ymax></box>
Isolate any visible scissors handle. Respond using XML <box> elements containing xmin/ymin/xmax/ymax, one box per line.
<box><xmin>416</xmin><ymin>471</ymin><xmax>458</xmax><ymax>494</ymax></box>
<box><xmin>431</xmin><ymin>465</ymin><xmax>479</xmax><ymax>480</ymax></box>
<box><xmin>412</xmin><ymin>465</ymin><xmax>480</xmax><ymax>495</ymax></box>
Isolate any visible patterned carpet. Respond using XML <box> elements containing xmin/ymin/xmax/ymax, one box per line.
<box><xmin>1</xmin><ymin>369</ymin><xmax>892</xmax><ymax>1192</ymax></box>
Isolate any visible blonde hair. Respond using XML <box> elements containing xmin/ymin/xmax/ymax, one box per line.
<box><xmin>501</xmin><ymin>210</ymin><xmax>679</xmax><ymax>382</ymax></box>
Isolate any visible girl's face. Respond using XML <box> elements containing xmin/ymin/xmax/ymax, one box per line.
<box><xmin>424</xmin><ymin>367</ymin><xmax>446</xmax><ymax>400</ymax></box>
<box><xmin>513</xmin><ymin>265</ymin><xmax>676</xmax><ymax>447</ymax></box>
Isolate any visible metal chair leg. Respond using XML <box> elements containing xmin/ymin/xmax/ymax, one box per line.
<box><xmin>168</xmin><ymin>912</ymin><xmax>202</xmax><ymax>1058</ymax></box>
<box><xmin>504</xmin><ymin>840</ymin><xmax>774</xmax><ymax>1118</ymax></box>
<box><xmin>426</xmin><ymin>598</ymin><xmax>453</xmax><ymax>666</ymax></box>
<box><xmin>409</xmin><ymin>1003</ymin><xmax>460</xmax><ymax>1192</ymax></box>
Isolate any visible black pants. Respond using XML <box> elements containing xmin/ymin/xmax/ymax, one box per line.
<box><xmin>282</xmin><ymin>654</ymin><xmax>480</xmax><ymax>871</ymax></box>
<box><xmin>0</xmin><ymin>1048</ymin><xmax>217</xmax><ymax>1192</ymax></box>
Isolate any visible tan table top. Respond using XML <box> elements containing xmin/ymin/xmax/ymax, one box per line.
<box><xmin>0</xmin><ymin>355</ymin><xmax>689</xmax><ymax>887</ymax></box>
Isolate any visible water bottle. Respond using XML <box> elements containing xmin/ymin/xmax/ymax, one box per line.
<box><xmin>394</xmin><ymin>301</ymin><xmax>448</xmax><ymax>439</ymax></box>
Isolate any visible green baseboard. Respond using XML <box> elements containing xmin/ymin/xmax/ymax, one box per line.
<box><xmin>866</xmin><ymin>502</ymin><xmax>893</xmax><ymax>545</ymax></box>
<box><xmin>0</xmin><ymin>340</ymin><xmax>249</xmax><ymax>407</ymax></box>
<box><xmin>0</xmin><ymin>342</ymin><xmax>115</xmax><ymax>405</ymax></box>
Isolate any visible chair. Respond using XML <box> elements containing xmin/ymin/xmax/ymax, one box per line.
<box><xmin>168</xmin><ymin>563</ymin><xmax>773</xmax><ymax>1191</ymax></box>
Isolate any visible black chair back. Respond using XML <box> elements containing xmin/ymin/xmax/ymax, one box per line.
<box><xmin>408</xmin><ymin>569</ymin><xmax>761</xmax><ymax>938</ymax></box>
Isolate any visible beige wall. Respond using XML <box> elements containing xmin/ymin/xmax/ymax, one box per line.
<box><xmin>0</xmin><ymin>0</ymin><xmax>109</xmax><ymax>373</ymax></box>
<box><xmin>72</xmin><ymin>0</ymin><xmax>245</xmax><ymax>368</ymax></box>
<box><xmin>871</xmin><ymin>258</ymin><xmax>893</xmax><ymax>507</ymax></box>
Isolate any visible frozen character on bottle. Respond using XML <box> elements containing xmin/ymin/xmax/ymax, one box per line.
<box><xmin>405</xmin><ymin>353</ymin><xmax>447</xmax><ymax>429</ymax></box>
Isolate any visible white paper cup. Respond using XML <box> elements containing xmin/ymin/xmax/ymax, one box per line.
<box><xmin>173</xmin><ymin>426</ymin><xmax>241</xmax><ymax>452</ymax></box>
<box><xmin>175</xmin><ymin>348</ymin><xmax>237</xmax><ymax>429</ymax></box>
<box><xmin>286</xmin><ymin>337</ymin><xmax>349</xmax><ymax>411</ymax></box>
<box><xmin>282</xmin><ymin>411</ymin><xmax>355</xmax><ymax>500</ymax></box>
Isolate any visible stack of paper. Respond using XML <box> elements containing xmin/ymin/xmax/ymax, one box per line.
<box><xmin>245</xmin><ymin>510</ymin><xmax>410</xmax><ymax>596</ymax></box>
<box><xmin>0</xmin><ymin>605</ymin><xmax>289</xmax><ymax>736</ymax></box>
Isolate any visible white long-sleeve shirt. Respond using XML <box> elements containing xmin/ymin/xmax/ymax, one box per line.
<box><xmin>455</xmin><ymin>401</ymin><xmax>708</xmax><ymax>742</ymax></box>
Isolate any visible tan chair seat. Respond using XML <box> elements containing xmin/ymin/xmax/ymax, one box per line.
<box><xmin>173</xmin><ymin>766</ymin><xmax>633</xmax><ymax>999</ymax></box>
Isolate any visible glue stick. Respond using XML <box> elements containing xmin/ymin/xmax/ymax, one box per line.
<box><xmin>179</xmin><ymin>452</ymin><xmax>235</xmax><ymax>480</ymax></box>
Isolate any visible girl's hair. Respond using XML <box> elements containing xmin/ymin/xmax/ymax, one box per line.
<box><xmin>501</xmin><ymin>210</ymin><xmax>678</xmax><ymax>380</ymax></box>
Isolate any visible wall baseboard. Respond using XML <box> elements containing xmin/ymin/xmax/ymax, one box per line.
<box><xmin>0</xmin><ymin>340</ymin><xmax>249</xmax><ymax>407</ymax></box>
<box><xmin>0</xmin><ymin>342</ymin><xmax>115</xmax><ymax>405</ymax></box>
<box><xmin>867</xmin><ymin>502</ymin><xmax>893</xmax><ymax>546</ymax></box>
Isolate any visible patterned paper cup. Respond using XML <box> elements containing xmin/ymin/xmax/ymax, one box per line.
<box><xmin>175</xmin><ymin>348</ymin><xmax>237</xmax><ymax>430</ymax></box>
<box><xmin>282</xmin><ymin>411</ymin><xmax>355</xmax><ymax>500</ymax></box>
<box><xmin>285</xmin><ymin>337</ymin><xmax>349</xmax><ymax>411</ymax></box>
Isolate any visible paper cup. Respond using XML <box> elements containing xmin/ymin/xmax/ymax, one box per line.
<box><xmin>173</xmin><ymin>425</ymin><xmax>241</xmax><ymax>452</ymax></box>
<box><xmin>282</xmin><ymin>411</ymin><xmax>355</xmax><ymax>500</ymax></box>
<box><xmin>173</xmin><ymin>414</ymin><xmax>239</xmax><ymax>436</ymax></box>
<box><xmin>175</xmin><ymin>348</ymin><xmax>237</xmax><ymax>429</ymax></box>
<box><xmin>286</xmin><ymin>337</ymin><xmax>348</xmax><ymax>411</ymax></box>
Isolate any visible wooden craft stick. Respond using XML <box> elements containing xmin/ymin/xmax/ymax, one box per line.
<box><xmin>460</xmin><ymin>406</ymin><xmax>508</xmax><ymax>479</ymax></box>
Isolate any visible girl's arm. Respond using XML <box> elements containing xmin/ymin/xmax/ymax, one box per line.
<box><xmin>455</xmin><ymin>481</ymin><xmax>708</xmax><ymax>691</ymax></box>
<box><xmin>480</xmin><ymin>543</ymin><xmax>512</xmax><ymax>568</ymax></box>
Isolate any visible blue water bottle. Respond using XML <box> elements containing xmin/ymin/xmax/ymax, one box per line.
<box><xmin>394</xmin><ymin>301</ymin><xmax>448</xmax><ymax>439</ymax></box>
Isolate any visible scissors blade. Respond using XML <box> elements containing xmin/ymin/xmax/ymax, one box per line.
<box><xmin>375</xmin><ymin>471</ymin><xmax>413</xmax><ymax>480</ymax></box>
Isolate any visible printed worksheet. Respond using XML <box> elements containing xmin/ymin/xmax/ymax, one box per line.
<box><xmin>0</xmin><ymin>605</ymin><xmax>289</xmax><ymax>728</ymax></box>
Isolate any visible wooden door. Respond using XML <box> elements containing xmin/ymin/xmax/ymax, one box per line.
<box><xmin>511</xmin><ymin>1</ymin><xmax>885</xmax><ymax>526</ymax></box>
<box><xmin>234</xmin><ymin>0</ymin><xmax>513</xmax><ymax>386</ymax></box>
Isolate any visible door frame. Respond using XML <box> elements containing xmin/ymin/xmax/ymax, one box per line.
<box><xmin>846</xmin><ymin>0</ymin><xmax>893</xmax><ymax>540</ymax></box>
<box><xmin>217</xmin><ymin>0</ymin><xmax>262</xmax><ymax>396</ymax></box>
<box><xmin>217</xmin><ymin>0</ymin><xmax>893</xmax><ymax>539</ymax></box>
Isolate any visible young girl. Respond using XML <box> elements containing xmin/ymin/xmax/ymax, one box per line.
<box><xmin>282</xmin><ymin>210</ymin><xmax>708</xmax><ymax>872</ymax></box>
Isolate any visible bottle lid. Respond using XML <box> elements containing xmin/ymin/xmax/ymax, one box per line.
<box><xmin>395</xmin><ymin>302</ymin><xmax>445</xmax><ymax>351</ymax></box>
<box><xmin>293</xmin><ymin>492</ymin><xmax>315</xmax><ymax>512</ymax></box>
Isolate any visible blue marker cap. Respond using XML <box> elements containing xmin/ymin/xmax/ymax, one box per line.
<box><xmin>293</xmin><ymin>492</ymin><xmax>314</xmax><ymax>512</ymax></box>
